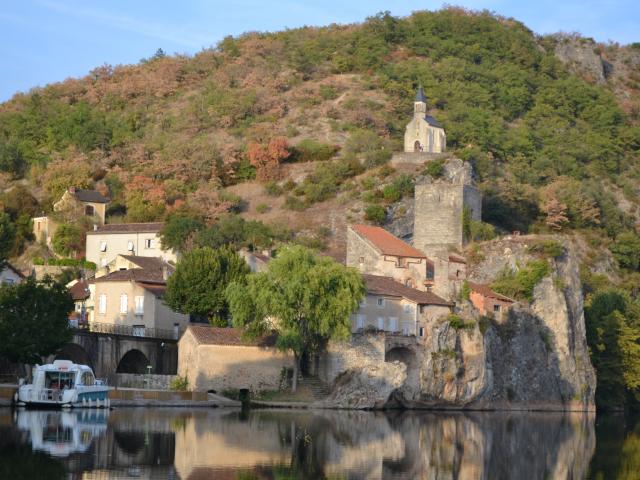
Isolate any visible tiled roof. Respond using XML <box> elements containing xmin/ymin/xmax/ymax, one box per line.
<box><xmin>351</xmin><ymin>225</ymin><xmax>426</xmax><ymax>258</ymax></box>
<box><xmin>139</xmin><ymin>282</ymin><xmax>166</xmax><ymax>297</ymax></box>
<box><xmin>94</xmin><ymin>268</ymin><xmax>165</xmax><ymax>284</ymax></box>
<box><xmin>424</xmin><ymin>115</ymin><xmax>443</xmax><ymax>128</ymax></box>
<box><xmin>186</xmin><ymin>325</ymin><xmax>277</xmax><ymax>347</ymax></box>
<box><xmin>119</xmin><ymin>255</ymin><xmax>167</xmax><ymax>271</ymax></box>
<box><xmin>86</xmin><ymin>222</ymin><xmax>164</xmax><ymax>234</ymax></box>
<box><xmin>363</xmin><ymin>274</ymin><xmax>453</xmax><ymax>306</ymax></box>
<box><xmin>72</xmin><ymin>189</ymin><xmax>110</xmax><ymax>204</ymax></box>
<box><xmin>69</xmin><ymin>279</ymin><xmax>90</xmax><ymax>300</ymax></box>
<box><xmin>468</xmin><ymin>281</ymin><xmax>515</xmax><ymax>303</ymax></box>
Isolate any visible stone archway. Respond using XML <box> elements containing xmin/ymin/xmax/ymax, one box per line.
<box><xmin>385</xmin><ymin>346</ymin><xmax>419</xmax><ymax>397</ymax></box>
<box><xmin>116</xmin><ymin>349</ymin><xmax>150</xmax><ymax>374</ymax></box>
<box><xmin>414</xmin><ymin>140</ymin><xmax>421</xmax><ymax>152</ymax></box>
<box><xmin>55</xmin><ymin>343</ymin><xmax>93</xmax><ymax>369</ymax></box>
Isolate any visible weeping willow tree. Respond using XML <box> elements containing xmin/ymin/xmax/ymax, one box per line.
<box><xmin>226</xmin><ymin>245</ymin><xmax>365</xmax><ymax>391</ymax></box>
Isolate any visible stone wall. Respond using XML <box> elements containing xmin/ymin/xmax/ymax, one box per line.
<box><xmin>115</xmin><ymin>373</ymin><xmax>176</xmax><ymax>389</ymax></box>
<box><xmin>390</xmin><ymin>152</ymin><xmax>448</xmax><ymax>166</ymax></box>
<box><xmin>318</xmin><ymin>333</ymin><xmax>386</xmax><ymax>385</ymax></box>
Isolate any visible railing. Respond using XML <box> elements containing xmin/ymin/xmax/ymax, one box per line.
<box><xmin>73</xmin><ymin>322</ymin><xmax>180</xmax><ymax>340</ymax></box>
<box><xmin>33</xmin><ymin>388</ymin><xmax>64</xmax><ymax>402</ymax></box>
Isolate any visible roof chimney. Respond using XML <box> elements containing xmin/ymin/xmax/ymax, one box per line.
<box><xmin>93</xmin><ymin>224</ymin><xmax>98</xmax><ymax>231</ymax></box>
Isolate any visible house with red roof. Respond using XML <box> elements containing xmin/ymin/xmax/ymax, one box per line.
<box><xmin>346</xmin><ymin>224</ymin><xmax>435</xmax><ymax>291</ymax></box>
<box><xmin>468</xmin><ymin>281</ymin><xmax>515</xmax><ymax>320</ymax></box>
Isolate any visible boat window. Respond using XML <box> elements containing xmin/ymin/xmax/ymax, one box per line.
<box><xmin>81</xmin><ymin>371</ymin><xmax>95</xmax><ymax>386</ymax></box>
<box><xmin>45</xmin><ymin>371</ymin><xmax>75</xmax><ymax>389</ymax></box>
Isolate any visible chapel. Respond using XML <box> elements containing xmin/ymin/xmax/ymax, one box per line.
<box><xmin>403</xmin><ymin>86</ymin><xmax>446</xmax><ymax>153</ymax></box>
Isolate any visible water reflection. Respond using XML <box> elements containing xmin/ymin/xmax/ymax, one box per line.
<box><xmin>0</xmin><ymin>407</ymin><xmax>637</xmax><ymax>479</ymax></box>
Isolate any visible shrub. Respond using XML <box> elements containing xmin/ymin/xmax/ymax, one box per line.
<box><xmin>382</xmin><ymin>184</ymin><xmax>401</xmax><ymax>203</ymax></box>
<box><xmin>610</xmin><ymin>232</ymin><xmax>640</xmax><ymax>271</ymax></box>
<box><xmin>527</xmin><ymin>239</ymin><xmax>565</xmax><ymax>259</ymax></box>
<box><xmin>255</xmin><ymin>203</ymin><xmax>269</xmax><ymax>214</ymax></box>
<box><xmin>469</xmin><ymin>221</ymin><xmax>497</xmax><ymax>241</ymax></box>
<box><xmin>264</xmin><ymin>181</ymin><xmax>283</xmax><ymax>196</ymax></box>
<box><xmin>364</xmin><ymin>204</ymin><xmax>386</xmax><ymax>225</ymax></box>
<box><xmin>478</xmin><ymin>316</ymin><xmax>492</xmax><ymax>335</ymax></box>
<box><xmin>363</xmin><ymin>149</ymin><xmax>391</xmax><ymax>168</ymax></box>
<box><xmin>424</xmin><ymin>159</ymin><xmax>445</xmax><ymax>178</ymax></box>
<box><xmin>284</xmin><ymin>195</ymin><xmax>306</xmax><ymax>211</ymax></box>
<box><xmin>491</xmin><ymin>260</ymin><xmax>551</xmax><ymax>301</ymax></box>
<box><xmin>448</xmin><ymin>314</ymin><xmax>473</xmax><ymax>330</ymax></box>
<box><xmin>319</xmin><ymin>84</ymin><xmax>339</xmax><ymax>100</ymax></box>
<box><xmin>170</xmin><ymin>375</ymin><xmax>189</xmax><ymax>392</ymax></box>
<box><xmin>290</xmin><ymin>139</ymin><xmax>339</xmax><ymax>162</ymax></box>
<box><xmin>52</xmin><ymin>224</ymin><xmax>84</xmax><ymax>257</ymax></box>
<box><xmin>461</xmin><ymin>281</ymin><xmax>470</xmax><ymax>300</ymax></box>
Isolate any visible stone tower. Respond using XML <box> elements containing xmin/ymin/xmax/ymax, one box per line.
<box><xmin>404</xmin><ymin>86</ymin><xmax>446</xmax><ymax>153</ymax></box>
<box><xmin>413</xmin><ymin>159</ymin><xmax>481</xmax><ymax>258</ymax></box>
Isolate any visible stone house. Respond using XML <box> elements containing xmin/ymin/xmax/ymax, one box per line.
<box><xmin>468</xmin><ymin>281</ymin><xmax>515</xmax><ymax>320</ymax></box>
<box><xmin>90</xmin><ymin>256</ymin><xmax>188</xmax><ymax>338</ymax></box>
<box><xmin>178</xmin><ymin>325</ymin><xmax>293</xmax><ymax>392</ymax></box>
<box><xmin>346</xmin><ymin>224</ymin><xmax>434</xmax><ymax>290</ymax></box>
<box><xmin>85</xmin><ymin>222</ymin><xmax>177</xmax><ymax>268</ymax></box>
<box><xmin>352</xmin><ymin>274</ymin><xmax>453</xmax><ymax>339</ymax></box>
<box><xmin>68</xmin><ymin>278</ymin><xmax>92</xmax><ymax>326</ymax></box>
<box><xmin>404</xmin><ymin>86</ymin><xmax>446</xmax><ymax>153</ymax></box>
<box><xmin>33</xmin><ymin>187</ymin><xmax>110</xmax><ymax>247</ymax></box>
<box><xmin>0</xmin><ymin>262</ymin><xmax>24</xmax><ymax>285</ymax></box>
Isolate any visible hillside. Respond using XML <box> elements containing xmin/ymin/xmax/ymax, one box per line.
<box><xmin>0</xmin><ymin>9</ymin><xmax>638</xmax><ymax>268</ymax></box>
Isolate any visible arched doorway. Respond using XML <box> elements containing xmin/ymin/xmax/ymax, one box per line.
<box><xmin>414</xmin><ymin>140</ymin><xmax>421</xmax><ymax>152</ymax></box>
<box><xmin>385</xmin><ymin>346</ymin><xmax>419</xmax><ymax>398</ymax></box>
<box><xmin>55</xmin><ymin>343</ymin><xmax>93</xmax><ymax>369</ymax></box>
<box><xmin>116</xmin><ymin>349</ymin><xmax>150</xmax><ymax>374</ymax></box>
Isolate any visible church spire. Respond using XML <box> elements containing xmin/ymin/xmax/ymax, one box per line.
<box><xmin>415</xmin><ymin>85</ymin><xmax>427</xmax><ymax>103</ymax></box>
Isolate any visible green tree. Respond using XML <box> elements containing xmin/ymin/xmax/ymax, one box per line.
<box><xmin>160</xmin><ymin>212</ymin><xmax>204</xmax><ymax>252</ymax></box>
<box><xmin>0</xmin><ymin>278</ymin><xmax>73</xmax><ymax>364</ymax></box>
<box><xmin>226</xmin><ymin>245</ymin><xmax>365</xmax><ymax>391</ymax></box>
<box><xmin>165</xmin><ymin>246</ymin><xmax>250</xmax><ymax>326</ymax></box>
<box><xmin>52</xmin><ymin>223</ymin><xmax>84</xmax><ymax>257</ymax></box>
<box><xmin>611</xmin><ymin>232</ymin><xmax>640</xmax><ymax>271</ymax></box>
<box><xmin>0</xmin><ymin>213</ymin><xmax>16</xmax><ymax>264</ymax></box>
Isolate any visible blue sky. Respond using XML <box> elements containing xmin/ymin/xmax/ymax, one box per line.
<box><xmin>1</xmin><ymin>1</ymin><xmax>638</xmax><ymax>101</ymax></box>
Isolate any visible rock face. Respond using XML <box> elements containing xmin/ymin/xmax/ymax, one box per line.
<box><xmin>554</xmin><ymin>37</ymin><xmax>609</xmax><ymax>84</ymax></box>
<box><xmin>321</xmin><ymin>236</ymin><xmax>596</xmax><ymax>411</ymax></box>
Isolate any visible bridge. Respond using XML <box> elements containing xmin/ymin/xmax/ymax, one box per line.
<box><xmin>50</xmin><ymin>324</ymin><xmax>179</xmax><ymax>383</ymax></box>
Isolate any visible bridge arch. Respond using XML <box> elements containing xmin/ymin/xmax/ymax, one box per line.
<box><xmin>55</xmin><ymin>343</ymin><xmax>93</xmax><ymax>369</ymax></box>
<box><xmin>116</xmin><ymin>349</ymin><xmax>150</xmax><ymax>374</ymax></box>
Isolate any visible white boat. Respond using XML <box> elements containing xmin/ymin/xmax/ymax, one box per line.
<box><xmin>16</xmin><ymin>360</ymin><xmax>111</xmax><ymax>408</ymax></box>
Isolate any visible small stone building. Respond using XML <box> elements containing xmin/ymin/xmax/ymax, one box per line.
<box><xmin>178</xmin><ymin>325</ymin><xmax>293</xmax><ymax>392</ymax></box>
<box><xmin>54</xmin><ymin>187</ymin><xmax>110</xmax><ymax>225</ymax></box>
<box><xmin>353</xmin><ymin>274</ymin><xmax>452</xmax><ymax>339</ymax></box>
<box><xmin>346</xmin><ymin>224</ymin><xmax>434</xmax><ymax>290</ymax></box>
<box><xmin>468</xmin><ymin>281</ymin><xmax>515</xmax><ymax>320</ymax></box>
<box><xmin>404</xmin><ymin>86</ymin><xmax>446</xmax><ymax>153</ymax></box>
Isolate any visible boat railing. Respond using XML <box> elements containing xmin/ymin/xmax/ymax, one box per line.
<box><xmin>32</xmin><ymin>388</ymin><xmax>64</xmax><ymax>402</ymax></box>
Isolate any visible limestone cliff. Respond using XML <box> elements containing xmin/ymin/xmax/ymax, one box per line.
<box><xmin>321</xmin><ymin>236</ymin><xmax>596</xmax><ymax>411</ymax></box>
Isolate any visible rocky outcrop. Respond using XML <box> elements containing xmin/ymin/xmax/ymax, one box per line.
<box><xmin>554</xmin><ymin>37</ymin><xmax>610</xmax><ymax>84</ymax></box>
<box><xmin>322</xmin><ymin>236</ymin><xmax>596</xmax><ymax>411</ymax></box>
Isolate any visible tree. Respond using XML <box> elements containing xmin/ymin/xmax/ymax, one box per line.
<box><xmin>542</xmin><ymin>196</ymin><xmax>569</xmax><ymax>231</ymax></box>
<box><xmin>611</xmin><ymin>232</ymin><xmax>640</xmax><ymax>271</ymax></box>
<box><xmin>0</xmin><ymin>278</ymin><xmax>73</xmax><ymax>364</ymax></box>
<box><xmin>160</xmin><ymin>211</ymin><xmax>205</xmax><ymax>252</ymax></box>
<box><xmin>52</xmin><ymin>223</ymin><xmax>84</xmax><ymax>257</ymax></box>
<box><xmin>0</xmin><ymin>213</ymin><xmax>16</xmax><ymax>264</ymax></box>
<box><xmin>165</xmin><ymin>246</ymin><xmax>250</xmax><ymax>326</ymax></box>
<box><xmin>247</xmin><ymin>137</ymin><xmax>290</xmax><ymax>182</ymax></box>
<box><xmin>226</xmin><ymin>245</ymin><xmax>365</xmax><ymax>391</ymax></box>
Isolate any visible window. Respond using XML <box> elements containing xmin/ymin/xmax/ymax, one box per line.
<box><xmin>404</xmin><ymin>304</ymin><xmax>413</xmax><ymax>314</ymax></box>
<box><xmin>145</xmin><ymin>238</ymin><xmax>156</xmax><ymax>249</ymax></box>
<box><xmin>127</xmin><ymin>241</ymin><xmax>134</xmax><ymax>251</ymax></box>
<box><xmin>119</xmin><ymin>294</ymin><xmax>128</xmax><ymax>314</ymax></box>
<box><xmin>426</xmin><ymin>265</ymin><xmax>435</xmax><ymax>281</ymax></box>
<box><xmin>405</xmin><ymin>278</ymin><xmax>415</xmax><ymax>288</ymax></box>
<box><xmin>133</xmin><ymin>325</ymin><xmax>145</xmax><ymax>337</ymax></box>
<box><xmin>377</xmin><ymin>298</ymin><xmax>385</xmax><ymax>308</ymax></box>
<box><xmin>173</xmin><ymin>323</ymin><xmax>180</xmax><ymax>339</ymax></box>
<box><xmin>377</xmin><ymin>317</ymin><xmax>385</xmax><ymax>330</ymax></box>
<box><xmin>494</xmin><ymin>304</ymin><xmax>502</xmax><ymax>312</ymax></box>
<box><xmin>419</xmin><ymin>327</ymin><xmax>425</xmax><ymax>337</ymax></box>
<box><xmin>356</xmin><ymin>315</ymin><xmax>364</xmax><ymax>330</ymax></box>
<box><xmin>134</xmin><ymin>296</ymin><xmax>144</xmax><ymax>315</ymax></box>
<box><xmin>100</xmin><ymin>257</ymin><xmax>108</xmax><ymax>267</ymax></box>
<box><xmin>98</xmin><ymin>294</ymin><xmax>107</xmax><ymax>314</ymax></box>
<box><xmin>397</xmin><ymin>257</ymin><xmax>406</xmax><ymax>268</ymax></box>
<box><xmin>402</xmin><ymin>323</ymin><xmax>411</xmax><ymax>335</ymax></box>
<box><xmin>81</xmin><ymin>371</ymin><xmax>95</xmax><ymax>386</ymax></box>
<box><xmin>99</xmin><ymin>241</ymin><xmax>107</xmax><ymax>252</ymax></box>
<box><xmin>85</xmin><ymin>205</ymin><xmax>94</xmax><ymax>216</ymax></box>
<box><xmin>389</xmin><ymin>317</ymin><xmax>398</xmax><ymax>332</ymax></box>
<box><xmin>359</xmin><ymin>297</ymin><xmax>367</xmax><ymax>308</ymax></box>
<box><xmin>358</xmin><ymin>256</ymin><xmax>364</xmax><ymax>264</ymax></box>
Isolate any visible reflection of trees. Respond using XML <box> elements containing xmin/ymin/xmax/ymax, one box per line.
<box><xmin>589</xmin><ymin>415</ymin><xmax>640</xmax><ymax>480</ymax></box>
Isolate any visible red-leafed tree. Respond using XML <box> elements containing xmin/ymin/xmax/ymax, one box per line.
<box><xmin>247</xmin><ymin>137</ymin><xmax>290</xmax><ymax>182</ymax></box>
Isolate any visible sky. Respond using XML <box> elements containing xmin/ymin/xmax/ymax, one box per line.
<box><xmin>1</xmin><ymin>0</ymin><xmax>638</xmax><ymax>102</ymax></box>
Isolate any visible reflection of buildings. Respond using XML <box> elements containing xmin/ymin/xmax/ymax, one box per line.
<box><xmin>16</xmin><ymin>410</ymin><xmax>109</xmax><ymax>458</ymax></box>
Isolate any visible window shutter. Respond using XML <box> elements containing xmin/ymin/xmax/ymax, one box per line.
<box><xmin>120</xmin><ymin>294</ymin><xmax>128</xmax><ymax>314</ymax></box>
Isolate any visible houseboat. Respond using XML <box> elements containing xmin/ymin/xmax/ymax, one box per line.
<box><xmin>16</xmin><ymin>360</ymin><xmax>111</xmax><ymax>408</ymax></box>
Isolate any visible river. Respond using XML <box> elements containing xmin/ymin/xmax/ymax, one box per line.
<box><xmin>0</xmin><ymin>407</ymin><xmax>637</xmax><ymax>479</ymax></box>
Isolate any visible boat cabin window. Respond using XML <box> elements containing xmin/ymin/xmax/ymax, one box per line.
<box><xmin>81</xmin><ymin>371</ymin><xmax>95</xmax><ymax>386</ymax></box>
<box><xmin>45</xmin><ymin>371</ymin><xmax>75</xmax><ymax>389</ymax></box>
